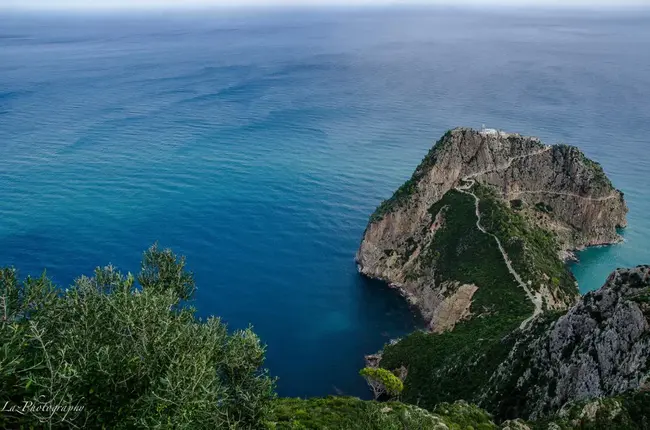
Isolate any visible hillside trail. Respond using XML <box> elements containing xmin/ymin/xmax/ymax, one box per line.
<box><xmin>464</xmin><ymin>146</ymin><xmax>618</xmax><ymax>201</ymax></box>
<box><xmin>451</xmin><ymin>145</ymin><xmax>620</xmax><ymax>327</ymax></box>
<box><xmin>454</xmin><ymin>147</ymin><xmax>553</xmax><ymax>329</ymax></box>
<box><xmin>503</xmin><ymin>189</ymin><xmax>619</xmax><ymax>201</ymax></box>
<box><xmin>456</xmin><ymin>179</ymin><xmax>542</xmax><ymax>329</ymax></box>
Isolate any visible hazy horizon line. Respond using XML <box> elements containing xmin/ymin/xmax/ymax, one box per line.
<box><xmin>2</xmin><ymin>0</ymin><xmax>649</xmax><ymax>13</ymax></box>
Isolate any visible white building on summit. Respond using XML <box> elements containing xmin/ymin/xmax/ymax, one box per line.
<box><xmin>480</xmin><ymin>125</ymin><xmax>510</xmax><ymax>137</ymax></box>
<box><xmin>480</xmin><ymin>124</ymin><xmax>499</xmax><ymax>135</ymax></box>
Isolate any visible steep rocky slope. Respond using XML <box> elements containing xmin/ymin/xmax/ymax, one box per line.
<box><xmin>376</xmin><ymin>265</ymin><xmax>650</xmax><ymax>424</ymax></box>
<box><xmin>529</xmin><ymin>390</ymin><xmax>650</xmax><ymax>429</ymax></box>
<box><xmin>482</xmin><ymin>266</ymin><xmax>650</xmax><ymax>420</ymax></box>
<box><xmin>357</xmin><ymin>127</ymin><xmax>627</xmax><ymax>331</ymax></box>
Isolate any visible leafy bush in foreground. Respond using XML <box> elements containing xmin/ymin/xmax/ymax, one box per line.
<box><xmin>0</xmin><ymin>245</ymin><xmax>275</xmax><ymax>429</ymax></box>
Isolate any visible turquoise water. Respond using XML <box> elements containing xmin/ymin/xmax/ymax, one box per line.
<box><xmin>1</xmin><ymin>7</ymin><xmax>649</xmax><ymax>397</ymax></box>
<box><xmin>570</xmin><ymin>230</ymin><xmax>644</xmax><ymax>294</ymax></box>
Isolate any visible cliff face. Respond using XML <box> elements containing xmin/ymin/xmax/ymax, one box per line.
<box><xmin>356</xmin><ymin>128</ymin><xmax>627</xmax><ymax>330</ymax></box>
<box><xmin>482</xmin><ymin>266</ymin><xmax>650</xmax><ymax>420</ymax></box>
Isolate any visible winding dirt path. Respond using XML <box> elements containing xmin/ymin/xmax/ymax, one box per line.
<box><xmin>503</xmin><ymin>190</ymin><xmax>619</xmax><ymax>201</ymax></box>
<box><xmin>453</xmin><ymin>145</ymin><xmax>551</xmax><ymax>328</ymax></box>
<box><xmin>451</xmin><ymin>146</ymin><xmax>619</xmax><ymax>328</ymax></box>
<box><xmin>463</xmin><ymin>146</ymin><xmax>552</xmax><ymax>181</ymax></box>
<box><xmin>463</xmin><ymin>146</ymin><xmax>619</xmax><ymax>202</ymax></box>
<box><xmin>455</xmin><ymin>179</ymin><xmax>542</xmax><ymax>329</ymax></box>
<box><xmin>448</xmin><ymin>145</ymin><xmax>619</xmax><ymax>328</ymax></box>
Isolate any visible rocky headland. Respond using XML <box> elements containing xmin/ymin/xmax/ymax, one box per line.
<box><xmin>354</xmin><ymin>128</ymin><xmax>650</xmax><ymax>426</ymax></box>
<box><xmin>357</xmin><ymin>127</ymin><xmax>627</xmax><ymax>332</ymax></box>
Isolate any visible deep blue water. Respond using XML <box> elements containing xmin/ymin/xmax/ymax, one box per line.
<box><xmin>1</xmin><ymin>7</ymin><xmax>649</xmax><ymax>398</ymax></box>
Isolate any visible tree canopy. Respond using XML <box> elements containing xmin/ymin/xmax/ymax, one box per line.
<box><xmin>359</xmin><ymin>367</ymin><xmax>404</xmax><ymax>400</ymax></box>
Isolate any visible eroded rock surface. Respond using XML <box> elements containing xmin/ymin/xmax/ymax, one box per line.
<box><xmin>482</xmin><ymin>266</ymin><xmax>650</xmax><ymax>420</ymax></box>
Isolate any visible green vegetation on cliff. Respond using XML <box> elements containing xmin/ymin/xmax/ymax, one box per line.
<box><xmin>269</xmin><ymin>393</ymin><xmax>650</xmax><ymax>429</ymax></box>
<box><xmin>380</xmin><ymin>188</ymin><xmax>532</xmax><ymax>410</ymax></box>
<box><xmin>479</xmin><ymin>311</ymin><xmax>567</xmax><ymax>419</ymax></box>
<box><xmin>379</xmin><ymin>184</ymin><xmax>578</xmax><ymax>413</ymax></box>
<box><xmin>420</xmin><ymin>189</ymin><xmax>533</xmax><ymax>317</ymax></box>
<box><xmin>268</xmin><ymin>397</ymin><xmax>498</xmax><ymax>430</ymax></box>
<box><xmin>475</xmin><ymin>186</ymin><xmax>578</xmax><ymax>304</ymax></box>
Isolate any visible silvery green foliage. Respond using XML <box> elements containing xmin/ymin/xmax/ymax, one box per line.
<box><xmin>0</xmin><ymin>245</ymin><xmax>275</xmax><ymax>429</ymax></box>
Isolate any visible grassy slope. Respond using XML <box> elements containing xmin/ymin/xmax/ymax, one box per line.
<box><xmin>475</xmin><ymin>186</ymin><xmax>578</xmax><ymax>305</ymax></box>
<box><xmin>378</xmin><ymin>185</ymin><xmax>577</xmax><ymax>414</ymax></box>
<box><xmin>379</xmin><ymin>188</ymin><xmax>531</xmax><ymax>410</ymax></box>
<box><xmin>267</xmin><ymin>397</ymin><xmax>498</xmax><ymax>430</ymax></box>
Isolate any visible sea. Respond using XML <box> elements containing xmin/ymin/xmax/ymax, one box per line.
<box><xmin>1</xmin><ymin>6</ymin><xmax>649</xmax><ymax>398</ymax></box>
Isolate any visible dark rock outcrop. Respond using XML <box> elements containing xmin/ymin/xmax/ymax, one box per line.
<box><xmin>482</xmin><ymin>266</ymin><xmax>650</xmax><ymax>420</ymax></box>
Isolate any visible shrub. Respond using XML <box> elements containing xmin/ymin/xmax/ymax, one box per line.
<box><xmin>510</xmin><ymin>199</ymin><xmax>524</xmax><ymax>210</ymax></box>
<box><xmin>267</xmin><ymin>397</ymin><xmax>491</xmax><ymax>430</ymax></box>
<box><xmin>359</xmin><ymin>367</ymin><xmax>404</xmax><ymax>399</ymax></box>
<box><xmin>0</xmin><ymin>245</ymin><xmax>275</xmax><ymax>429</ymax></box>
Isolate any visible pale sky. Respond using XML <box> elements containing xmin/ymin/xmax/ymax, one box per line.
<box><xmin>2</xmin><ymin>0</ymin><xmax>648</xmax><ymax>10</ymax></box>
